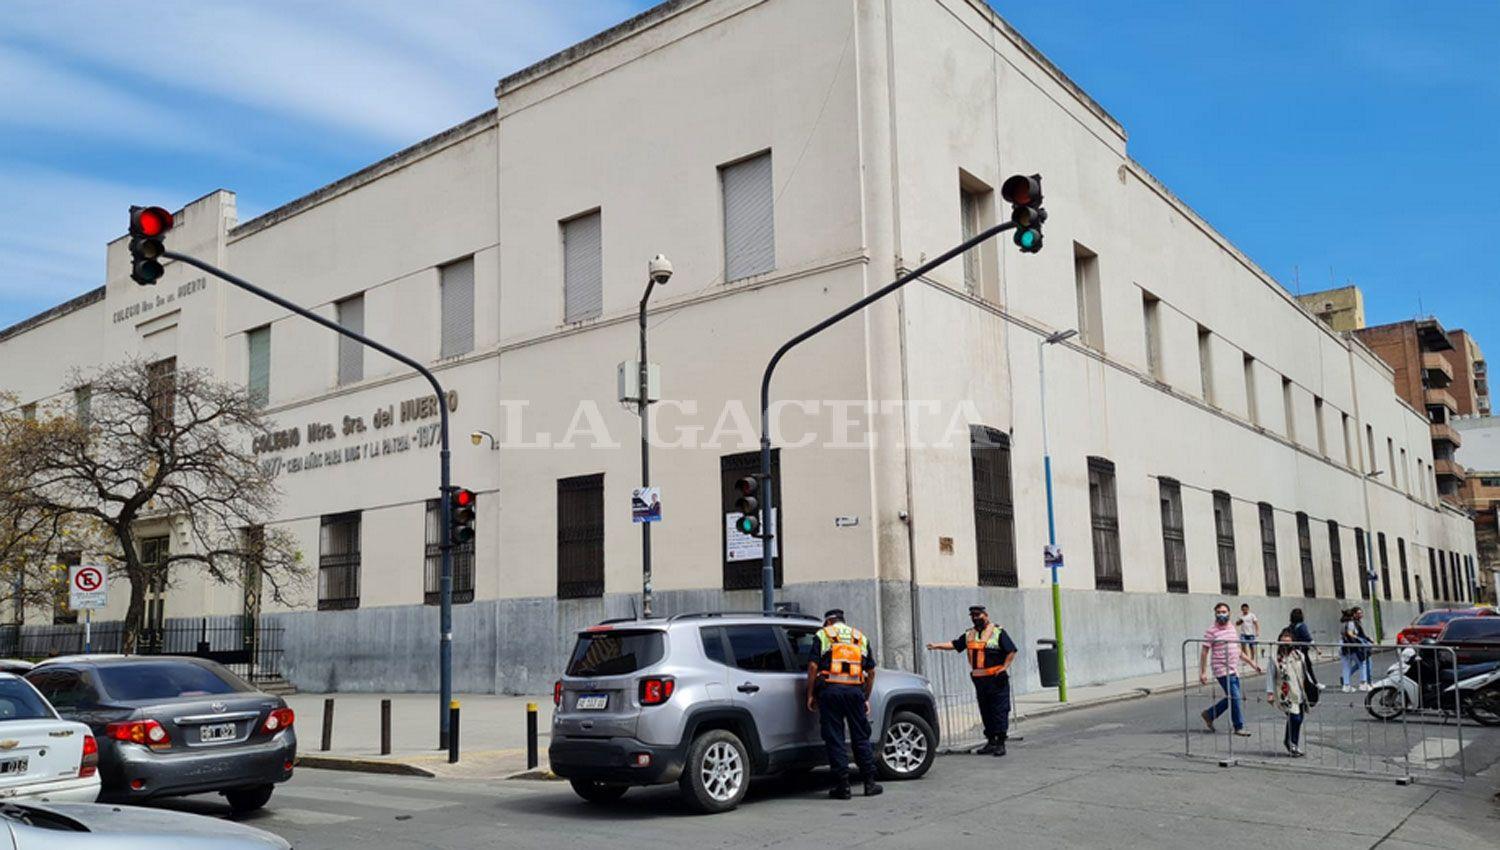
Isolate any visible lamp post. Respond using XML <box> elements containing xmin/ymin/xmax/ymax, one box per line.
<box><xmin>1360</xmin><ymin>469</ymin><xmax>1385</xmax><ymax>642</ymax></box>
<box><xmin>1039</xmin><ymin>328</ymin><xmax>1077</xmax><ymax>702</ymax></box>
<box><xmin>638</xmin><ymin>255</ymin><xmax>672</xmax><ymax>619</ymax></box>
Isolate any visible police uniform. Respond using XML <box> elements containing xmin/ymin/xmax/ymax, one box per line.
<box><xmin>943</xmin><ymin>606</ymin><xmax>1018</xmax><ymax>755</ymax></box>
<box><xmin>812</xmin><ymin>610</ymin><xmax>881</xmax><ymax>798</ymax></box>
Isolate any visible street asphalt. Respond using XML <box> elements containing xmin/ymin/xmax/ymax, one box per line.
<box><xmin>146</xmin><ymin>686</ymin><xmax>1498</xmax><ymax>849</ymax></box>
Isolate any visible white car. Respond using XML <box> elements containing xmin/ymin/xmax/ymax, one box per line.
<box><xmin>0</xmin><ymin>674</ymin><xmax>98</xmax><ymax>803</ymax></box>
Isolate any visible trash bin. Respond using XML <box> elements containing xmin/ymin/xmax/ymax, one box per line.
<box><xmin>1036</xmin><ymin>638</ymin><xmax>1059</xmax><ymax>688</ymax></box>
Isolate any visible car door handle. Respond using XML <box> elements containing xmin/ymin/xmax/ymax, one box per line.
<box><xmin>737</xmin><ymin>683</ymin><xmax>761</xmax><ymax>694</ymax></box>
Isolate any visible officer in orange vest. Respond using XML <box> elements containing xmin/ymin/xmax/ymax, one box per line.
<box><xmin>805</xmin><ymin>609</ymin><xmax>882</xmax><ymax>799</ymax></box>
<box><xmin>927</xmin><ymin>604</ymin><xmax>1018</xmax><ymax>756</ymax></box>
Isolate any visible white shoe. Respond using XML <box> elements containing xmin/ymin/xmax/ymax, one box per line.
<box><xmin>1357</xmin><ymin>683</ymin><xmax>1371</xmax><ymax>692</ymax></box>
<box><xmin>1341</xmin><ymin>685</ymin><xmax>1354</xmax><ymax>693</ymax></box>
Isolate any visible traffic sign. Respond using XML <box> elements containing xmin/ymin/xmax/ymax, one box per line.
<box><xmin>69</xmin><ymin>565</ymin><xmax>108</xmax><ymax>610</ymax></box>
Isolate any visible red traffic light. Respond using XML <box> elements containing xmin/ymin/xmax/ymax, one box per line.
<box><xmin>451</xmin><ymin>488</ymin><xmax>475</xmax><ymax>508</ymax></box>
<box><xmin>131</xmin><ymin>206</ymin><xmax>174</xmax><ymax>238</ymax></box>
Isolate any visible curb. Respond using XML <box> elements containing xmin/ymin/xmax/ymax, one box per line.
<box><xmin>296</xmin><ymin>754</ymin><xmax>436</xmax><ymax>778</ymax></box>
<box><xmin>506</xmin><ymin>768</ymin><xmax>560</xmax><ymax>781</ymax></box>
<box><xmin>1013</xmin><ymin>679</ymin><xmax>1193</xmax><ymax>723</ymax></box>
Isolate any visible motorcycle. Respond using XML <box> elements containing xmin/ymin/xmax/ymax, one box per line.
<box><xmin>1365</xmin><ymin>643</ymin><xmax>1500</xmax><ymax>726</ymax></box>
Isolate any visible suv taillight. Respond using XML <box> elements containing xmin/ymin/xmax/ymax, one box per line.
<box><xmin>78</xmin><ymin>734</ymin><xmax>98</xmax><ymax>778</ymax></box>
<box><xmin>639</xmin><ymin>677</ymin><xmax>675</xmax><ymax>706</ymax></box>
<box><xmin>105</xmin><ymin>719</ymin><xmax>171</xmax><ymax>750</ymax></box>
<box><xmin>261</xmin><ymin>707</ymin><xmax>295</xmax><ymax>734</ymax></box>
<box><xmin>553</xmin><ymin>679</ymin><xmax>563</xmax><ymax>707</ymax></box>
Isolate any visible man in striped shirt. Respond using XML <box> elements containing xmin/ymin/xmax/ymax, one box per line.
<box><xmin>1198</xmin><ymin>601</ymin><xmax>1263</xmax><ymax>735</ymax></box>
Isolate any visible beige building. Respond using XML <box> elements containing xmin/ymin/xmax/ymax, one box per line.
<box><xmin>0</xmin><ymin>0</ymin><xmax>1478</xmax><ymax>694</ymax></box>
<box><xmin>1296</xmin><ymin>285</ymin><xmax>1364</xmax><ymax>333</ymax></box>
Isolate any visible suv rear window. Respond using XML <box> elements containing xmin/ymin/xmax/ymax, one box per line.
<box><xmin>567</xmin><ymin>630</ymin><xmax>665</xmax><ymax>677</ymax></box>
<box><xmin>1441</xmin><ymin>619</ymin><xmax>1500</xmax><ymax>641</ymax></box>
<box><xmin>0</xmin><ymin>680</ymin><xmax>54</xmax><ymax>720</ymax></box>
<box><xmin>96</xmin><ymin>661</ymin><xmax>250</xmax><ymax>702</ymax></box>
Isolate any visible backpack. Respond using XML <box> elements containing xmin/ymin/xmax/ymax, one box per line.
<box><xmin>1301</xmin><ymin>650</ymin><xmax>1320</xmax><ymax>707</ymax></box>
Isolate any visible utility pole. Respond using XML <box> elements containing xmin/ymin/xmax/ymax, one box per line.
<box><xmin>1039</xmin><ymin>329</ymin><xmax>1077</xmax><ymax>702</ymax></box>
<box><xmin>638</xmin><ymin>255</ymin><xmax>672</xmax><ymax>619</ymax></box>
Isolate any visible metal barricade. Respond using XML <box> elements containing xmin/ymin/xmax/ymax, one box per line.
<box><xmin>929</xmin><ymin>649</ymin><xmax>1025</xmax><ymax>752</ymax></box>
<box><xmin>1181</xmin><ymin>638</ymin><xmax>1473</xmax><ymax>785</ymax></box>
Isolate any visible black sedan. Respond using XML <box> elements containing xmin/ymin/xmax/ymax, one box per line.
<box><xmin>25</xmin><ymin>656</ymin><xmax>295</xmax><ymax>812</ymax></box>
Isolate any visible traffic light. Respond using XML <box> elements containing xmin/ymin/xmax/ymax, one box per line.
<box><xmin>733</xmin><ymin>477</ymin><xmax>760</xmax><ymax>536</ymax></box>
<box><xmin>449</xmin><ymin>488</ymin><xmax>476</xmax><ymax>544</ymax></box>
<box><xmin>128</xmin><ymin>206</ymin><xmax>174</xmax><ymax>285</ymax></box>
<box><xmin>1000</xmin><ymin>175</ymin><xmax>1045</xmax><ymax>253</ymax></box>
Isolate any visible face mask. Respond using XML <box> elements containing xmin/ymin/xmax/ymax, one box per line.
<box><xmin>1216</xmin><ymin>613</ymin><xmax>1230</xmax><ymax>623</ymax></box>
<box><xmin>971</xmin><ymin>618</ymin><xmax>986</xmax><ymax>629</ymax></box>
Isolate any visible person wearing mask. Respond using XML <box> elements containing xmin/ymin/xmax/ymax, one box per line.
<box><xmin>1236</xmin><ymin>603</ymin><xmax>1261</xmax><ymax>660</ymax></box>
<box><xmin>1199</xmin><ymin>601</ymin><xmax>1263</xmax><ymax>735</ymax></box>
<box><xmin>927</xmin><ymin>605</ymin><xmax>1017</xmax><ymax>756</ymax></box>
<box><xmin>805</xmin><ymin>609</ymin><xmax>881</xmax><ymax>800</ymax></box>
<box><xmin>1265</xmin><ymin>628</ymin><xmax>1312</xmax><ymax>757</ymax></box>
<box><xmin>1285</xmin><ymin>607</ymin><xmax>1325</xmax><ymax>693</ymax></box>
<box><xmin>1340</xmin><ymin>607</ymin><xmax>1373</xmax><ymax>692</ymax></box>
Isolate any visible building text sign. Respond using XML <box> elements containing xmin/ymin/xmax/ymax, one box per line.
<box><xmin>255</xmin><ymin>390</ymin><xmax>458</xmax><ymax>478</ymax></box>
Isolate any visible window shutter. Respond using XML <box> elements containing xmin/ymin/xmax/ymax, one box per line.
<box><xmin>440</xmin><ymin>257</ymin><xmax>475</xmax><ymax>358</ymax></box>
<box><xmin>337</xmin><ymin>296</ymin><xmax>364</xmax><ymax>385</ymax></box>
<box><xmin>563</xmin><ymin>213</ymin><xmax>603</xmax><ymax>323</ymax></box>
<box><xmin>722</xmin><ymin>152</ymin><xmax>775</xmax><ymax>281</ymax></box>
<box><xmin>247</xmin><ymin>326</ymin><xmax>270</xmax><ymax>408</ymax></box>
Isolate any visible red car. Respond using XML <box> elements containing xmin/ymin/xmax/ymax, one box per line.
<box><xmin>1395</xmin><ymin>607</ymin><xmax>1497</xmax><ymax>644</ymax></box>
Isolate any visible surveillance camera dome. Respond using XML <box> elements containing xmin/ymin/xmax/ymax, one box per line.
<box><xmin>648</xmin><ymin>254</ymin><xmax>673</xmax><ymax>285</ymax></box>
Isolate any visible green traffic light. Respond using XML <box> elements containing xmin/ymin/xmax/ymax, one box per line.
<box><xmin>1018</xmin><ymin>229</ymin><xmax>1037</xmax><ymax>249</ymax></box>
<box><xmin>735</xmin><ymin>516</ymin><xmax>758</xmax><ymax>535</ymax></box>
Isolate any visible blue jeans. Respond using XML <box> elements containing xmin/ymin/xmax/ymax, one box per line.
<box><xmin>1209</xmin><ymin>674</ymin><xmax>1244</xmax><ymax>731</ymax></box>
<box><xmin>1341</xmin><ymin>651</ymin><xmax>1368</xmax><ymax>686</ymax></box>
<box><xmin>1285</xmin><ymin>711</ymin><xmax>1303</xmax><ymax>749</ymax></box>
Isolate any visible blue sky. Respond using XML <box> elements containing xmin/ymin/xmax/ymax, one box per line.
<box><xmin>2</xmin><ymin>1</ymin><xmax>1496</xmax><ymax>354</ymax></box>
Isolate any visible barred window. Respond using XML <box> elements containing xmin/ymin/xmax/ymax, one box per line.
<box><xmin>1159</xmin><ymin>478</ymin><xmax>1187</xmax><ymax>593</ymax></box>
<box><xmin>425</xmin><ymin>498</ymin><xmax>475</xmax><ymax>605</ymax></box>
<box><xmin>972</xmin><ymin>426</ymin><xmax>1017</xmax><ymax>587</ymax></box>
<box><xmin>1258</xmin><ymin>503</ymin><xmax>1279</xmax><ymax>596</ymax></box>
<box><xmin>1377</xmin><ymin>533</ymin><xmax>1392</xmax><ymax>601</ymax></box>
<box><xmin>1088</xmin><ymin>457</ymin><xmax>1122</xmax><ymax>591</ymax></box>
<box><xmin>1398</xmin><ymin>538</ymin><xmax>1410</xmax><ymax>601</ymax></box>
<box><xmin>557</xmin><ymin>474</ymin><xmax>604</xmax><ymax>599</ymax></box>
<box><xmin>1327</xmin><ymin>521</ymin><xmax>1346</xmax><ymax>599</ymax></box>
<box><xmin>1434</xmin><ymin>548</ymin><xmax>1448</xmax><ymax>600</ymax></box>
<box><xmin>1356</xmin><ymin>528</ymin><xmax>1371</xmax><ymax>599</ymax></box>
<box><xmin>1295</xmin><ymin>512</ymin><xmax>1315</xmax><ymax>598</ymax></box>
<box><xmin>1212</xmin><ymin>491</ymin><xmax>1237</xmax><ymax>594</ymax></box>
<box><xmin>146</xmin><ymin>357</ymin><xmax>176</xmax><ymax>435</ymax></box>
<box><xmin>319</xmin><ymin>512</ymin><xmax>361</xmax><ymax>610</ymax></box>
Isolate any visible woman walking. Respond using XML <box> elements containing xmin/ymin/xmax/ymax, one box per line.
<box><xmin>1265</xmin><ymin>628</ymin><xmax>1312</xmax><ymax>757</ymax></box>
<box><xmin>1340</xmin><ymin>607</ymin><xmax>1373</xmax><ymax>692</ymax></box>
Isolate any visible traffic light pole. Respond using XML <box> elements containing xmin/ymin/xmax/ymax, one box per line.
<box><xmin>755</xmin><ymin>221</ymin><xmax>1017</xmax><ymax>613</ymax></box>
<box><xmin>159</xmin><ymin>250</ymin><xmax>459</xmax><ymax>750</ymax></box>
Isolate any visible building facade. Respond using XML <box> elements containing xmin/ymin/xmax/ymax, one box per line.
<box><xmin>1456</xmin><ymin>416</ymin><xmax>1500</xmax><ymax>602</ymax></box>
<box><xmin>1295</xmin><ymin>285</ymin><xmax>1364</xmax><ymax>333</ymax></box>
<box><xmin>0</xmin><ymin>0</ymin><xmax>1479</xmax><ymax>694</ymax></box>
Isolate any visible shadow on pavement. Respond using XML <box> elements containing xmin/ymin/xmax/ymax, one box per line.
<box><xmin>494</xmin><ymin>769</ymin><xmax>847</xmax><ymax>819</ymax></box>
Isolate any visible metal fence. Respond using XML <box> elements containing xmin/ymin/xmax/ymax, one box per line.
<box><xmin>0</xmin><ymin>615</ymin><xmax>284</xmax><ymax>683</ymax></box>
<box><xmin>929</xmin><ymin>649</ymin><xmax>1021</xmax><ymax>752</ymax></box>
<box><xmin>1181</xmin><ymin>638</ymin><xmax>1477</xmax><ymax>784</ymax></box>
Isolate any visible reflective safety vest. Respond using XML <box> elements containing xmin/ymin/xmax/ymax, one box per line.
<box><xmin>817</xmin><ymin>623</ymin><xmax>868</xmax><ymax>686</ymax></box>
<box><xmin>965</xmin><ymin>624</ymin><xmax>1008</xmax><ymax>677</ymax></box>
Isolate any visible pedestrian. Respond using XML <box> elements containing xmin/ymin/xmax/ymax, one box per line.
<box><xmin>804</xmin><ymin>609</ymin><xmax>882</xmax><ymax>800</ymax></box>
<box><xmin>1339</xmin><ymin>606</ymin><xmax>1373</xmax><ymax>692</ymax></box>
<box><xmin>1287</xmin><ymin>607</ymin><xmax>1324</xmax><ymax>693</ymax></box>
<box><xmin>1264</xmin><ymin>628</ymin><xmax>1312</xmax><ymax>757</ymax></box>
<box><xmin>1199</xmin><ymin>601</ymin><xmax>1263</xmax><ymax>735</ymax></box>
<box><xmin>1236</xmin><ymin>603</ymin><xmax>1261</xmax><ymax>659</ymax></box>
<box><xmin>927</xmin><ymin>604</ymin><xmax>1017</xmax><ymax>756</ymax></box>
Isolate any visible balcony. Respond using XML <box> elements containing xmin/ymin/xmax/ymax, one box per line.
<box><xmin>1426</xmin><ymin>386</ymin><xmax>1459</xmax><ymax>414</ymax></box>
<box><xmin>1430</xmin><ymin>421</ymin><xmax>1463</xmax><ymax>448</ymax></box>
<box><xmin>1434</xmin><ymin>457</ymin><xmax>1466</xmax><ymax>482</ymax></box>
<box><xmin>1422</xmin><ymin>352</ymin><xmax>1454</xmax><ymax>388</ymax></box>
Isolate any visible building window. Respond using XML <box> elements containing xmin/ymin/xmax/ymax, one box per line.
<box><xmin>1432</xmin><ymin>548</ymin><xmax>1447</xmax><ymax>601</ymax></box>
<box><xmin>1159</xmin><ymin>478</ymin><xmax>1188</xmax><ymax>593</ymax></box>
<box><xmin>721</xmin><ymin>151</ymin><xmax>775</xmax><ymax>282</ymax></box>
<box><xmin>74</xmin><ymin>385</ymin><xmax>91</xmax><ymax>426</ymax></box>
<box><xmin>1356</xmin><ymin>527</ymin><xmax>1371</xmax><ymax>599</ymax></box>
<box><xmin>722</xmin><ymin>450</ymin><xmax>782</xmax><ymax>591</ymax></box>
<box><xmin>146</xmin><ymin>357</ymin><xmax>176</xmax><ymax>435</ymax></box>
<box><xmin>1450</xmin><ymin>551</ymin><xmax>1463</xmax><ymax>602</ymax></box>
<box><xmin>247</xmin><ymin>325</ymin><xmax>270</xmax><ymax>409</ymax></box>
<box><xmin>958</xmin><ymin>173</ymin><xmax>997</xmax><ymax>300</ymax></box>
<box><xmin>19</xmin><ymin>403</ymin><xmax>35</xmax><ymax>421</ymax></box>
<box><xmin>562</xmin><ymin>211</ymin><xmax>604</xmax><ymax>324</ymax></box>
<box><xmin>1399</xmin><ymin>448</ymin><xmax>1409</xmax><ymax>494</ymax></box>
<box><xmin>1313</xmin><ymin>397</ymin><xmax>1327</xmax><ymax>456</ymax></box>
<box><xmin>242</xmin><ymin>525</ymin><xmax>264</xmax><ymax>625</ymax></box>
<box><xmin>1243</xmin><ymin>355</ymin><xmax>1258</xmax><ymax>425</ymax></box>
<box><xmin>439</xmin><ymin>256</ymin><xmax>476</xmax><ymax>359</ymax></box>
<box><xmin>1327</xmin><ymin>521</ymin><xmax>1346</xmax><ymax>599</ymax></box>
<box><xmin>336</xmin><ymin>295</ymin><xmax>364</xmax><ymax>385</ymax></box>
<box><xmin>1197</xmin><ymin>327</ymin><xmax>1215</xmax><ymax>407</ymax></box>
<box><xmin>1213</xmin><ymin>490</ymin><xmax>1237</xmax><ymax>594</ymax></box>
<box><xmin>1141</xmin><ymin>293</ymin><xmax>1163</xmax><ymax>381</ymax></box>
<box><xmin>1087</xmin><ymin>457</ymin><xmax>1122</xmax><ymax>591</ymax></box>
<box><xmin>425</xmin><ymin>498</ymin><xmax>475</xmax><ymax>605</ymax></box>
<box><xmin>1366</xmin><ymin>424</ymin><xmax>1377</xmax><ymax>472</ymax></box>
<box><xmin>1341</xmin><ymin>413</ymin><xmax>1353</xmax><ymax>467</ymax></box>
<box><xmin>139</xmin><ymin>535</ymin><xmax>170</xmax><ymax>643</ymax></box>
<box><xmin>1259</xmin><ymin>503</ymin><xmax>1280</xmax><ymax>596</ymax></box>
<box><xmin>1282</xmin><ymin>377</ymin><xmax>1296</xmax><ymax>442</ymax></box>
<box><xmin>318</xmin><ymin>512</ymin><xmax>361</xmax><ymax>610</ymax></box>
<box><xmin>1386</xmin><ymin>438</ymin><xmax>1397</xmax><ymax>489</ymax></box>
<box><xmin>1377</xmin><ymin>533</ymin><xmax>1391</xmax><ymax>601</ymax></box>
<box><xmin>972</xmin><ymin>427</ymin><xmax>1017</xmax><ymax>587</ymax></box>
<box><xmin>1073</xmin><ymin>244</ymin><xmax>1103</xmax><ymax>350</ymax></box>
<box><xmin>1295</xmin><ymin>512</ymin><xmax>1315</xmax><ymax>598</ymax></box>
<box><xmin>557</xmin><ymin>473</ymin><xmax>605</xmax><ymax>599</ymax></box>
<box><xmin>1398</xmin><ymin>538</ymin><xmax>1410</xmax><ymax>601</ymax></box>
<box><xmin>54</xmin><ymin>552</ymin><xmax>81</xmax><ymax>625</ymax></box>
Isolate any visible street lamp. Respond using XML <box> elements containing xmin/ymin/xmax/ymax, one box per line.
<box><xmin>1360</xmin><ymin>468</ymin><xmax>1386</xmax><ymax>641</ymax></box>
<box><xmin>638</xmin><ymin>254</ymin><xmax>672</xmax><ymax>619</ymax></box>
<box><xmin>1039</xmin><ymin>328</ymin><xmax>1077</xmax><ymax>702</ymax></box>
<box><xmin>469</xmin><ymin>430</ymin><xmax>498</xmax><ymax>450</ymax></box>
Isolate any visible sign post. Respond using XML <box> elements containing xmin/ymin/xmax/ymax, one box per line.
<box><xmin>69</xmin><ymin>565</ymin><xmax>108</xmax><ymax>654</ymax></box>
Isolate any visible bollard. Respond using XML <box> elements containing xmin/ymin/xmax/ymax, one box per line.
<box><xmin>321</xmin><ymin>697</ymin><xmax>334</xmax><ymax>752</ymax></box>
<box><xmin>380</xmin><ymin>698</ymin><xmax>392</xmax><ymax>756</ymax></box>
<box><xmin>526</xmin><ymin>702</ymin><xmax>538</xmax><ymax>769</ymax></box>
<box><xmin>448</xmin><ymin>700</ymin><xmax>460</xmax><ymax>764</ymax></box>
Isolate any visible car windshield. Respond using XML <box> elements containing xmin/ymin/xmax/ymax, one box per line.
<box><xmin>1440</xmin><ymin>619</ymin><xmax>1500</xmax><ymax>641</ymax></box>
<box><xmin>566</xmin><ymin>630</ymin><xmax>665</xmax><ymax>677</ymax></box>
<box><xmin>96</xmin><ymin>661</ymin><xmax>252</xmax><ymax>702</ymax></box>
<box><xmin>0</xmin><ymin>680</ymin><xmax>54</xmax><ymax>720</ymax></box>
<box><xmin>1416</xmin><ymin>610</ymin><xmax>1473</xmax><ymax>626</ymax></box>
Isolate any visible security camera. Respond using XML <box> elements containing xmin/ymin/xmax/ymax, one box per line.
<box><xmin>648</xmin><ymin>254</ymin><xmax>673</xmax><ymax>285</ymax></box>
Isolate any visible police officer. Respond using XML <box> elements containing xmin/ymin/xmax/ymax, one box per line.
<box><xmin>805</xmin><ymin>609</ymin><xmax>883</xmax><ymax>799</ymax></box>
<box><xmin>927</xmin><ymin>604</ymin><xmax>1018</xmax><ymax>756</ymax></box>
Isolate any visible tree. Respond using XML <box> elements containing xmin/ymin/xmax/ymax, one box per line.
<box><xmin>0</xmin><ymin>360</ymin><xmax>304</xmax><ymax>649</ymax></box>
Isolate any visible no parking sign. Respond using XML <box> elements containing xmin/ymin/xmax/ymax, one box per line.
<box><xmin>69</xmin><ymin>565</ymin><xmax>108</xmax><ymax>610</ymax></box>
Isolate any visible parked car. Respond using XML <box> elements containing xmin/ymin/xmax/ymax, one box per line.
<box><xmin>549</xmin><ymin>611</ymin><xmax>939</xmax><ymax>814</ymax></box>
<box><xmin>25</xmin><ymin>656</ymin><xmax>295</xmax><ymax>812</ymax></box>
<box><xmin>0</xmin><ymin>662</ymin><xmax>35</xmax><ymax>676</ymax></box>
<box><xmin>0</xmin><ymin>800</ymin><xmax>289</xmax><ymax>849</ymax></box>
<box><xmin>0</xmin><ymin>674</ymin><xmax>98</xmax><ymax>803</ymax></box>
<box><xmin>1435</xmin><ymin>616</ymin><xmax>1500</xmax><ymax>666</ymax></box>
<box><xmin>1396</xmin><ymin>607</ymin><xmax>1497</xmax><ymax>645</ymax></box>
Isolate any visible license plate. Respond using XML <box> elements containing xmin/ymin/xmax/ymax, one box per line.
<box><xmin>0</xmin><ymin>758</ymin><xmax>27</xmax><ymax>776</ymax></box>
<box><xmin>199</xmin><ymin>722</ymin><xmax>237</xmax><ymax>742</ymax></box>
<box><xmin>576</xmin><ymin>694</ymin><xmax>608</xmax><ymax>711</ymax></box>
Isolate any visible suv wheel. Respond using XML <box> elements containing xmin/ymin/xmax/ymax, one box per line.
<box><xmin>679</xmin><ymin>730</ymin><xmax>749</xmax><ymax>813</ymax></box>
<box><xmin>877</xmin><ymin>711</ymin><xmax>935</xmax><ymax>780</ymax></box>
<box><xmin>569</xmin><ymin>779</ymin><xmax>629</xmax><ymax>803</ymax></box>
<box><xmin>224</xmin><ymin>784</ymin><xmax>274</xmax><ymax>813</ymax></box>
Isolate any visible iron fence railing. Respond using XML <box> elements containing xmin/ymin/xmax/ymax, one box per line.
<box><xmin>0</xmin><ymin>615</ymin><xmax>283</xmax><ymax>683</ymax></box>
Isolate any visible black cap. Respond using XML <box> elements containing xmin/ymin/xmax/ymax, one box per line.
<box><xmin>823</xmin><ymin>609</ymin><xmax>844</xmax><ymax>621</ymax></box>
<box><xmin>969</xmin><ymin>605</ymin><xmax>987</xmax><ymax>614</ymax></box>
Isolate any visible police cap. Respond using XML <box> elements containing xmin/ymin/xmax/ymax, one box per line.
<box><xmin>823</xmin><ymin>609</ymin><xmax>845</xmax><ymax>622</ymax></box>
<box><xmin>968</xmin><ymin>604</ymin><xmax>987</xmax><ymax>614</ymax></box>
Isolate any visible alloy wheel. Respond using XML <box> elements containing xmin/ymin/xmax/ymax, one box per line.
<box><xmin>882</xmin><ymin>720</ymin><xmax>929</xmax><ymax>775</ymax></box>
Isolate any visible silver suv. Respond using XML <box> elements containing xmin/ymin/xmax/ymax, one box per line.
<box><xmin>548</xmin><ymin>611</ymin><xmax>939</xmax><ymax>813</ymax></box>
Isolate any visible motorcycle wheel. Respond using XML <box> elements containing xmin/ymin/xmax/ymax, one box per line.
<box><xmin>1463</xmin><ymin>689</ymin><xmax>1500</xmax><ymax>727</ymax></box>
<box><xmin>1364</xmin><ymin>685</ymin><xmax>1405</xmax><ymax>721</ymax></box>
